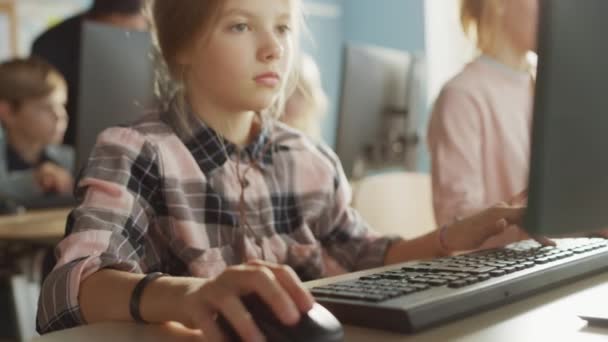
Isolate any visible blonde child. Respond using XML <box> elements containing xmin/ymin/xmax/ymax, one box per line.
<box><xmin>0</xmin><ymin>57</ymin><xmax>73</xmax><ymax>203</ymax></box>
<box><xmin>37</xmin><ymin>1</ymin><xmax>532</xmax><ymax>341</ymax></box>
<box><xmin>428</xmin><ymin>0</ymin><xmax>539</xmax><ymax>247</ymax></box>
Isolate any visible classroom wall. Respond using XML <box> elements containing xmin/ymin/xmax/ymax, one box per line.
<box><xmin>343</xmin><ymin>0</ymin><xmax>426</xmax><ymax>52</ymax></box>
<box><xmin>301</xmin><ymin>0</ymin><xmax>344</xmax><ymax>147</ymax></box>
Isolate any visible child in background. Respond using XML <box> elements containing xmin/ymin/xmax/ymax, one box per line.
<box><xmin>37</xmin><ymin>1</ymin><xmax>535</xmax><ymax>340</ymax></box>
<box><xmin>0</xmin><ymin>57</ymin><xmax>74</xmax><ymax>205</ymax></box>
<box><xmin>281</xmin><ymin>53</ymin><xmax>328</xmax><ymax>141</ymax></box>
<box><xmin>428</xmin><ymin>0</ymin><xmax>539</xmax><ymax>248</ymax></box>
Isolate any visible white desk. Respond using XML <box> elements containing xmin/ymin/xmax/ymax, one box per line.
<box><xmin>31</xmin><ymin>270</ymin><xmax>608</xmax><ymax>342</ymax></box>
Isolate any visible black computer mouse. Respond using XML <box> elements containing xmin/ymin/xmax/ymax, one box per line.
<box><xmin>218</xmin><ymin>294</ymin><xmax>344</xmax><ymax>342</ymax></box>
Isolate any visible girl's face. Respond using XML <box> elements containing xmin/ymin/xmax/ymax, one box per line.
<box><xmin>181</xmin><ymin>0</ymin><xmax>296</xmax><ymax>114</ymax></box>
<box><xmin>502</xmin><ymin>0</ymin><xmax>539</xmax><ymax>53</ymax></box>
<box><xmin>3</xmin><ymin>88</ymin><xmax>68</xmax><ymax>145</ymax></box>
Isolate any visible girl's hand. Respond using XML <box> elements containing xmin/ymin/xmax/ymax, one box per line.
<box><xmin>181</xmin><ymin>260</ymin><xmax>314</xmax><ymax>342</ymax></box>
<box><xmin>442</xmin><ymin>202</ymin><xmax>554</xmax><ymax>252</ymax></box>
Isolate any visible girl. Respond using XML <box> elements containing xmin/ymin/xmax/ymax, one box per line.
<box><xmin>37</xmin><ymin>1</ymin><xmax>531</xmax><ymax>341</ymax></box>
<box><xmin>428</xmin><ymin>0</ymin><xmax>538</xmax><ymax>247</ymax></box>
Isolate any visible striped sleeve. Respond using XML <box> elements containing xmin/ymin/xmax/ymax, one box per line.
<box><xmin>36</xmin><ymin>127</ymin><xmax>166</xmax><ymax>334</ymax></box>
<box><xmin>315</xmin><ymin>144</ymin><xmax>402</xmax><ymax>272</ymax></box>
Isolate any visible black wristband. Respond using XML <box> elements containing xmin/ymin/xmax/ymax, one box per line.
<box><xmin>130</xmin><ymin>272</ymin><xmax>165</xmax><ymax>324</ymax></box>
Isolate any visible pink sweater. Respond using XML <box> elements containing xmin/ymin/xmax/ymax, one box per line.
<box><xmin>428</xmin><ymin>55</ymin><xmax>534</xmax><ymax>247</ymax></box>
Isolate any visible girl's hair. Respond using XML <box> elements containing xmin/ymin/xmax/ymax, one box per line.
<box><xmin>460</xmin><ymin>0</ymin><xmax>502</xmax><ymax>53</ymax></box>
<box><xmin>281</xmin><ymin>54</ymin><xmax>328</xmax><ymax>140</ymax></box>
<box><xmin>0</xmin><ymin>57</ymin><xmax>66</xmax><ymax>109</ymax></box>
<box><xmin>149</xmin><ymin>0</ymin><xmax>303</xmax><ymax>121</ymax></box>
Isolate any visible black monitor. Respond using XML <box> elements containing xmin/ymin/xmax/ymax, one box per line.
<box><xmin>75</xmin><ymin>22</ymin><xmax>156</xmax><ymax>172</ymax></box>
<box><xmin>525</xmin><ymin>0</ymin><xmax>608</xmax><ymax>236</ymax></box>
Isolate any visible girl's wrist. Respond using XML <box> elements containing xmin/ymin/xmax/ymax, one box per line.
<box><xmin>438</xmin><ymin>217</ymin><xmax>463</xmax><ymax>256</ymax></box>
<box><xmin>140</xmin><ymin>275</ymin><xmax>207</xmax><ymax>327</ymax></box>
<box><xmin>438</xmin><ymin>225</ymin><xmax>451</xmax><ymax>256</ymax></box>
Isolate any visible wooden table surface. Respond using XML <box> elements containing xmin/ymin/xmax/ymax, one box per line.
<box><xmin>0</xmin><ymin>208</ymin><xmax>70</xmax><ymax>241</ymax></box>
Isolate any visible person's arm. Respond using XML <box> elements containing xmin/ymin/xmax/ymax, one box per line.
<box><xmin>0</xmin><ymin>169</ymin><xmax>45</xmax><ymax>201</ymax></box>
<box><xmin>384</xmin><ymin>204</ymin><xmax>533</xmax><ymax>265</ymax></box>
<box><xmin>428</xmin><ymin>86</ymin><xmax>485</xmax><ymax>226</ymax></box>
<box><xmin>79</xmin><ymin>262</ymin><xmax>314</xmax><ymax>342</ymax></box>
<box><xmin>37</xmin><ymin>127</ymin><xmax>314</xmax><ymax>342</ymax></box>
<box><xmin>0</xmin><ymin>162</ymin><xmax>74</xmax><ymax>199</ymax></box>
<box><xmin>36</xmin><ymin>127</ymin><xmax>163</xmax><ymax>334</ymax></box>
<box><xmin>313</xmin><ymin>145</ymin><xmax>401</xmax><ymax>273</ymax></box>
<box><xmin>79</xmin><ymin>269</ymin><xmax>201</xmax><ymax>326</ymax></box>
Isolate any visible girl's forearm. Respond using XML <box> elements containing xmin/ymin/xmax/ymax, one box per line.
<box><xmin>79</xmin><ymin>269</ymin><xmax>206</xmax><ymax>327</ymax></box>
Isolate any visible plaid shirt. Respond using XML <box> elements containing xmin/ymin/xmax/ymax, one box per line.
<box><xmin>36</xmin><ymin>106</ymin><xmax>399</xmax><ymax>334</ymax></box>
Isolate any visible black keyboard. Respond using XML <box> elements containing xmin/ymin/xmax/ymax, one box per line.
<box><xmin>311</xmin><ymin>238</ymin><xmax>608</xmax><ymax>333</ymax></box>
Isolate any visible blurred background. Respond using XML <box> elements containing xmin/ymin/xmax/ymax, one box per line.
<box><xmin>0</xmin><ymin>0</ymin><xmax>475</xmax><ymax>177</ymax></box>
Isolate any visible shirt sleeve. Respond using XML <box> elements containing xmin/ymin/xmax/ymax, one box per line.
<box><xmin>36</xmin><ymin>127</ymin><xmax>167</xmax><ymax>334</ymax></box>
<box><xmin>427</xmin><ymin>85</ymin><xmax>484</xmax><ymax>226</ymax></box>
<box><xmin>314</xmin><ymin>144</ymin><xmax>402</xmax><ymax>272</ymax></box>
<box><xmin>0</xmin><ymin>169</ymin><xmax>45</xmax><ymax>201</ymax></box>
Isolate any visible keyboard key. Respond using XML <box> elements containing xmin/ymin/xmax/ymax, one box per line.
<box><xmin>455</xmin><ymin>272</ymin><xmax>472</xmax><ymax>278</ymax></box>
<box><xmin>362</xmin><ymin>294</ymin><xmax>387</xmax><ymax>302</ymax></box>
<box><xmin>513</xmin><ymin>264</ymin><xmax>527</xmax><ymax>271</ymax></box>
<box><xmin>334</xmin><ymin>292</ymin><xmax>371</xmax><ymax>301</ymax></box>
<box><xmin>468</xmin><ymin>266</ymin><xmax>496</xmax><ymax>275</ymax></box>
<box><xmin>502</xmin><ymin>266</ymin><xmax>517</xmax><ymax>273</ymax></box>
<box><xmin>463</xmin><ymin>277</ymin><xmax>479</xmax><ymax>284</ymax></box>
<box><xmin>476</xmin><ymin>274</ymin><xmax>491</xmax><ymax>281</ymax></box>
<box><xmin>383</xmin><ymin>274</ymin><xmax>408</xmax><ymax>280</ymax></box>
<box><xmin>429</xmin><ymin>266</ymin><xmax>475</xmax><ymax>273</ymax></box>
<box><xmin>410</xmin><ymin>277</ymin><xmax>433</xmax><ymax>284</ymax></box>
<box><xmin>409</xmin><ymin>283</ymin><xmax>430</xmax><ymax>291</ymax></box>
<box><xmin>427</xmin><ymin>279</ymin><xmax>448</xmax><ymax>286</ymax></box>
<box><xmin>311</xmin><ymin>288</ymin><xmax>335</xmax><ymax>296</ymax></box>
<box><xmin>448</xmin><ymin>280</ymin><xmax>468</xmax><ymax>288</ymax></box>
<box><xmin>523</xmin><ymin>261</ymin><xmax>536</xmax><ymax>268</ymax></box>
<box><xmin>490</xmin><ymin>269</ymin><xmax>507</xmax><ymax>277</ymax></box>
<box><xmin>535</xmin><ymin>257</ymin><xmax>549</xmax><ymax>264</ymax></box>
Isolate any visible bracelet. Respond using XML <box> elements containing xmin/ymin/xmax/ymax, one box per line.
<box><xmin>130</xmin><ymin>272</ymin><xmax>165</xmax><ymax>324</ymax></box>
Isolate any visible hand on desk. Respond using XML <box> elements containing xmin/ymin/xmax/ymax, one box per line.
<box><xmin>181</xmin><ymin>260</ymin><xmax>314</xmax><ymax>342</ymax></box>
<box><xmin>35</xmin><ymin>162</ymin><xmax>74</xmax><ymax>194</ymax></box>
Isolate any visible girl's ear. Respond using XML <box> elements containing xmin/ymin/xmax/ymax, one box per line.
<box><xmin>0</xmin><ymin>101</ymin><xmax>12</xmax><ymax>124</ymax></box>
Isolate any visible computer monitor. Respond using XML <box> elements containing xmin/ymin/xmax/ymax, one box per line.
<box><xmin>75</xmin><ymin>22</ymin><xmax>156</xmax><ymax>172</ymax></box>
<box><xmin>524</xmin><ymin>0</ymin><xmax>608</xmax><ymax>236</ymax></box>
<box><xmin>335</xmin><ymin>43</ymin><xmax>421</xmax><ymax>179</ymax></box>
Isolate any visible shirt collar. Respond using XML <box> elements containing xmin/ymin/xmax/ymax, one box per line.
<box><xmin>161</xmin><ymin>101</ymin><xmax>274</xmax><ymax>174</ymax></box>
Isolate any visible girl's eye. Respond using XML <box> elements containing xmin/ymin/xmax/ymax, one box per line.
<box><xmin>277</xmin><ymin>25</ymin><xmax>291</xmax><ymax>34</ymax></box>
<box><xmin>231</xmin><ymin>23</ymin><xmax>250</xmax><ymax>32</ymax></box>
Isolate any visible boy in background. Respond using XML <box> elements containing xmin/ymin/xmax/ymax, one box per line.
<box><xmin>0</xmin><ymin>57</ymin><xmax>74</xmax><ymax>205</ymax></box>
